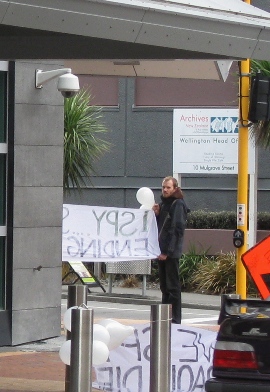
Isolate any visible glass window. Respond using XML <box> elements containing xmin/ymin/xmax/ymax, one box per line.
<box><xmin>0</xmin><ymin>236</ymin><xmax>5</xmax><ymax>309</ymax></box>
<box><xmin>0</xmin><ymin>72</ymin><xmax>6</xmax><ymax>142</ymax></box>
<box><xmin>78</xmin><ymin>75</ymin><xmax>119</xmax><ymax>106</ymax></box>
<box><xmin>0</xmin><ymin>154</ymin><xmax>6</xmax><ymax>226</ymax></box>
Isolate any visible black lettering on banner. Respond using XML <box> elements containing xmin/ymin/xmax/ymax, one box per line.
<box><xmin>142</xmin><ymin>326</ymin><xmax>150</xmax><ymax>361</ymax></box>
<box><xmin>120</xmin><ymin>212</ymin><xmax>137</xmax><ymax>236</ymax></box>
<box><xmin>207</xmin><ymin>366</ymin><xmax>213</xmax><ymax>379</ymax></box>
<box><xmin>92</xmin><ymin>209</ymin><xmax>106</xmax><ymax>235</ymax></box>
<box><xmin>122</xmin><ymin>366</ymin><xmax>142</xmax><ymax>392</ymax></box>
<box><xmin>192</xmin><ymin>365</ymin><xmax>205</xmax><ymax>391</ymax></box>
<box><xmin>106</xmin><ymin>210</ymin><xmax>119</xmax><ymax>236</ymax></box>
<box><xmin>177</xmin><ymin>329</ymin><xmax>198</xmax><ymax>362</ymax></box>
<box><xmin>67</xmin><ymin>236</ymin><xmax>80</xmax><ymax>257</ymax></box>
<box><xmin>177</xmin><ymin>365</ymin><xmax>194</xmax><ymax>392</ymax></box>
<box><xmin>115</xmin><ymin>240</ymin><xmax>132</xmax><ymax>257</ymax></box>
<box><xmin>94</xmin><ymin>325</ymin><xmax>215</xmax><ymax>392</ymax></box>
<box><xmin>79</xmin><ymin>239</ymin><xmax>96</xmax><ymax>258</ymax></box>
<box><xmin>172</xmin><ymin>365</ymin><xmax>176</xmax><ymax>391</ymax></box>
<box><xmin>62</xmin><ymin>206</ymin><xmax>69</xmax><ymax>234</ymax></box>
<box><xmin>197</xmin><ymin>334</ymin><xmax>215</xmax><ymax>362</ymax></box>
<box><xmin>142</xmin><ymin>210</ymin><xmax>149</xmax><ymax>233</ymax></box>
<box><xmin>95</xmin><ymin>366</ymin><xmax>113</xmax><ymax>390</ymax></box>
<box><xmin>122</xmin><ymin>328</ymin><xmax>143</xmax><ymax>362</ymax></box>
<box><xmin>116</xmin><ymin>366</ymin><xmax>121</xmax><ymax>391</ymax></box>
<box><xmin>98</xmin><ymin>239</ymin><xmax>101</xmax><ymax>258</ymax></box>
<box><xmin>104</xmin><ymin>240</ymin><xmax>115</xmax><ymax>258</ymax></box>
<box><xmin>134</xmin><ymin>238</ymin><xmax>149</xmax><ymax>256</ymax></box>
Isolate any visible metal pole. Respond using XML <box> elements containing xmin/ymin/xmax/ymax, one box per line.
<box><xmin>236</xmin><ymin>0</ymin><xmax>251</xmax><ymax>299</ymax></box>
<box><xmin>67</xmin><ymin>285</ymin><xmax>88</xmax><ymax>310</ymax></box>
<box><xmin>65</xmin><ymin>285</ymin><xmax>88</xmax><ymax>392</ymax></box>
<box><xmin>70</xmin><ymin>308</ymin><xmax>93</xmax><ymax>392</ymax></box>
<box><xmin>149</xmin><ymin>304</ymin><xmax>171</xmax><ymax>392</ymax></box>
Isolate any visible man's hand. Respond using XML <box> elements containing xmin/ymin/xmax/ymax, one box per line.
<box><xmin>152</xmin><ymin>203</ymin><xmax>160</xmax><ymax>215</ymax></box>
<box><xmin>158</xmin><ymin>254</ymin><xmax>167</xmax><ymax>260</ymax></box>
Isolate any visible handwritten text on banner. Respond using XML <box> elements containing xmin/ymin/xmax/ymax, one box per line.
<box><xmin>62</xmin><ymin>204</ymin><xmax>160</xmax><ymax>262</ymax></box>
<box><xmin>94</xmin><ymin>324</ymin><xmax>216</xmax><ymax>392</ymax></box>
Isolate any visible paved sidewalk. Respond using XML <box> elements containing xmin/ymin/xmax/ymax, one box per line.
<box><xmin>0</xmin><ymin>285</ymin><xmax>221</xmax><ymax>392</ymax></box>
<box><xmin>62</xmin><ymin>282</ymin><xmax>222</xmax><ymax>311</ymax></box>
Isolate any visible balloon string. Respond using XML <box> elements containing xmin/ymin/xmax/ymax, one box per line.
<box><xmin>150</xmin><ymin>318</ymin><xmax>172</xmax><ymax>323</ymax></box>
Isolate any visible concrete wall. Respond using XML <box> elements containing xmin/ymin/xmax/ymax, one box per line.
<box><xmin>10</xmin><ymin>61</ymin><xmax>63</xmax><ymax>345</ymax></box>
<box><xmin>183</xmin><ymin>229</ymin><xmax>270</xmax><ymax>255</ymax></box>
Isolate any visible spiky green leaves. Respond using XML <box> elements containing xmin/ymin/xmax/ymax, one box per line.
<box><xmin>64</xmin><ymin>88</ymin><xmax>110</xmax><ymax>193</ymax></box>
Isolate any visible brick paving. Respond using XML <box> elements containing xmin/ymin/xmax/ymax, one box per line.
<box><xmin>0</xmin><ymin>351</ymin><xmax>65</xmax><ymax>391</ymax></box>
<box><xmin>0</xmin><ymin>351</ymin><xmax>99</xmax><ymax>392</ymax></box>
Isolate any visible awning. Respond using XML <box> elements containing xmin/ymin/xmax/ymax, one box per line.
<box><xmin>0</xmin><ymin>0</ymin><xmax>270</xmax><ymax>60</ymax></box>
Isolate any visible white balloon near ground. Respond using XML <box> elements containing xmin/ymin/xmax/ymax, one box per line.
<box><xmin>136</xmin><ymin>187</ymin><xmax>155</xmax><ymax>208</ymax></box>
<box><xmin>92</xmin><ymin>340</ymin><xmax>110</xmax><ymax>366</ymax></box>
<box><xmin>63</xmin><ymin>306</ymin><xmax>79</xmax><ymax>332</ymax></box>
<box><xmin>93</xmin><ymin>324</ymin><xmax>110</xmax><ymax>346</ymax></box>
<box><xmin>106</xmin><ymin>322</ymin><xmax>135</xmax><ymax>350</ymax></box>
<box><xmin>59</xmin><ymin>340</ymin><xmax>71</xmax><ymax>365</ymax></box>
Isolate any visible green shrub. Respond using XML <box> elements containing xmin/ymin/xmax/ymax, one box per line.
<box><xmin>179</xmin><ymin>245</ymin><xmax>210</xmax><ymax>290</ymax></box>
<box><xmin>187</xmin><ymin>210</ymin><xmax>270</xmax><ymax>230</ymax></box>
<box><xmin>187</xmin><ymin>210</ymin><xmax>236</xmax><ymax>229</ymax></box>
<box><xmin>257</xmin><ymin>212</ymin><xmax>270</xmax><ymax>230</ymax></box>
<box><xmin>190</xmin><ymin>251</ymin><xmax>257</xmax><ymax>296</ymax></box>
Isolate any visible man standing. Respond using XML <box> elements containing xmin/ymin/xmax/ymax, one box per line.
<box><xmin>153</xmin><ymin>176</ymin><xmax>189</xmax><ymax>324</ymax></box>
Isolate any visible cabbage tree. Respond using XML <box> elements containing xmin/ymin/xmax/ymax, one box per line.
<box><xmin>64</xmin><ymin>88</ymin><xmax>110</xmax><ymax>193</ymax></box>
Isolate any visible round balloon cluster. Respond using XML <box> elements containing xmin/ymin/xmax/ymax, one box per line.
<box><xmin>136</xmin><ymin>187</ymin><xmax>155</xmax><ymax>209</ymax></box>
<box><xmin>59</xmin><ymin>307</ymin><xmax>135</xmax><ymax>366</ymax></box>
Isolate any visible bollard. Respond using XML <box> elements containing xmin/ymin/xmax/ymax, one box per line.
<box><xmin>70</xmin><ymin>307</ymin><xmax>93</xmax><ymax>392</ymax></box>
<box><xmin>67</xmin><ymin>285</ymin><xmax>88</xmax><ymax>310</ymax></box>
<box><xmin>149</xmin><ymin>304</ymin><xmax>171</xmax><ymax>392</ymax></box>
<box><xmin>65</xmin><ymin>285</ymin><xmax>88</xmax><ymax>392</ymax></box>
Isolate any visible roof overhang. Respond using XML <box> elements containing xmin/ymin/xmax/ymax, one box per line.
<box><xmin>0</xmin><ymin>0</ymin><xmax>270</xmax><ymax>61</ymax></box>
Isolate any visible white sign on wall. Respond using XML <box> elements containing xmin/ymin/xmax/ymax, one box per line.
<box><xmin>173</xmin><ymin>108</ymin><xmax>239</xmax><ymax>174</ymax></box>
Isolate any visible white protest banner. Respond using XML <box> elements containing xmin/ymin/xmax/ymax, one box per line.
<box><xmin>93</xmin><ymin>323</ymin><xmax>216</xmax><ymax>392</ymax></box>
<box><xmin>62</xmin><ymin>204</ymin><xmax>160</xmax><ymax>262</ymax></box>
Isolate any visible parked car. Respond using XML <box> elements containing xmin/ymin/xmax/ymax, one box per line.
<box><xmin>205</xmin><ymin>296</ymin><xmax>270</xmax><ymax>392</ymax></box>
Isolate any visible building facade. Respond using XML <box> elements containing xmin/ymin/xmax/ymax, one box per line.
<box><xmin>64</xmin><ymin>68</ymin><xmax>270</xmax><ymax>214</ymax></box>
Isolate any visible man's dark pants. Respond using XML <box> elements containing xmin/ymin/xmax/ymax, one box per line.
<box><xmin>157</xmin><ymin>257</ymin><xmax>182</xmax><ymax>324</ymax></box>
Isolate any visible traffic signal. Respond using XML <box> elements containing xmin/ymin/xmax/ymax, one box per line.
<box><xmin>233</xmin><ymin>229</ymin><xmax>244</xmax><ymax>248</ymax></box>
<box><xmin>248</xmin><ymin>73</ymin><xmax>270</xmax><ymax>123</ymax></box>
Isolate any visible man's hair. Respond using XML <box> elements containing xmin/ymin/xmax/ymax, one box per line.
<box><xmin>162</xmin><ymin>176</ymin><xmax>178</xmax><ymax>188</ymax></box>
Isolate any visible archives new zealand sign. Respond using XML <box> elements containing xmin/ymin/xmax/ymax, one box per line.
<box><xmin>173</xmin><ymin>108</ymin><xmax>239</xmax><ymax>174</ymax></box>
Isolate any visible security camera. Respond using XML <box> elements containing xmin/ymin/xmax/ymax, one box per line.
<box><xmin>57</xmin><ymin>73</ymin><xmax>80</xmax><ymax>98</ymax></box>
<box><xmin>35</xmin><ymin>68</ymin><xmax>80</xmax><ymax>97</ymax></box>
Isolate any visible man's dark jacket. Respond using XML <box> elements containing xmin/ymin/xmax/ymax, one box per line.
<box><xmin>157</xmin><ymin>187</ymin><xmax>189</xmax><ymax>258</ymax></box>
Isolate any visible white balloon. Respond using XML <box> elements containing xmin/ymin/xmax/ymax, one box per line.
<box><xmin>97</xmin><ymin>318</ymin><xmax>120</xmax><ymax>328</ymax></box>
<box><xmin>140</xmin><ymin>205</ymin><xmax>151</xmax><ymax>209</ymax></box>
<box><xmin>93</xmin><ymin>324</ymin><xmax>110</xmax><ymax>346</ymax></box>
<box><xmin>106</xmin><ymin>322</ymin><xmax>135</xmax><ymax>350</ymax></box>
<box><xmin>136</xmin><ymin>187</ymin><xmax>155</xmax><ymax>208</ymax></box>
<box><xmin>59</xmin><ymin>340</ymin><xmax>71</xmax><ymax>365</ymax></box>
<box><xmin>63</xmin><ymin>306</ymin><xmax>79</xmax><ymax>332</ymax></box>
<box><xmin>92</xmin><ymin>340</ymin><xmax>110</xmax><ymax>366</ymax></box>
